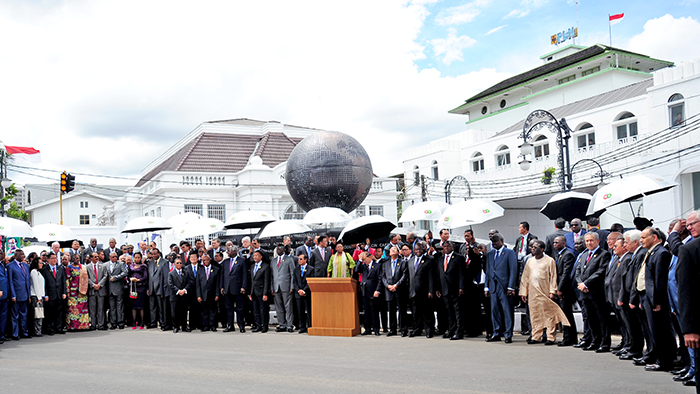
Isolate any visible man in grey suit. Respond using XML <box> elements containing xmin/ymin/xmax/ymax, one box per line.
<box><xmin>106</xmin><ymin>252</ymin><xmax>128</xmax><ymax>329</ymax></box>
<box><xmin>309</xmin><ymin>235</ymin><xmax>332</xmax><ymax>278</ymax></box>
<box><xmin>296</xmin><ymin>236</ymin><xmax>315</xmax><ymax>261</ymax></box>
<box><xmin>271</xmin><ymin>245</ymin><xmax>296</xmax><ymax>332</ymax></box>
<box><xmin>86</xmin><ymin>252</ymin><xmax>108</xmax><ymax>330</ymax></box>
<box><xmin>147</xmin><ymin>248</ymin><xmax>166</xmax><ymax>329</ymax></box>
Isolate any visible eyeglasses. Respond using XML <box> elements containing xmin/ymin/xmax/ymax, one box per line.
<box><xmin>687</xmin><ymin>221</ymin><xmax>700</xmax><ymax>228</ymax></box>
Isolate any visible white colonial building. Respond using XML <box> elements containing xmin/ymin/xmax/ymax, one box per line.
<box><xmin>403</xmin><ymin>44</ymin><xmax>700</xmax><ymax>242</ymax></box>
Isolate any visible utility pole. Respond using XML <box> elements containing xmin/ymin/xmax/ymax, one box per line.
<box><xmin>420</xmin><ymin>175</ymin><xmax>427</xmax><ymax>202</ymax></box>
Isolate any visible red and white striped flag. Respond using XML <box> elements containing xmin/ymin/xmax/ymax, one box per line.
<box><xmin>2</xmin><ymin>145</ymin><xmax>42</xmax><ymax>163</ymax></box>
<box><xmin>609</xmin><ymin>13</ymin><xmax>624</xmax><ymax>25</ymax></box>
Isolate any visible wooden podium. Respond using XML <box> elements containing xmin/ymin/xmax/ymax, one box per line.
<box><xmin>307</xmin><ymin>278</ymin><xmax>360</xmax><ymax>337</ymax></box>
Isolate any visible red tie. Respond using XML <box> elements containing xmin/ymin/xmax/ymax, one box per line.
<box><xmin>586</xmin><ymin>251</ymin><xmax>593</xmax><ymax>265</ymax></box>
<box><xmin>53</xmin><ymin>267</ymin><xmax>56</xmax><ymax>278</ymax></box>
<box><xmin>444</xmin><ymin>255</ymin><xmax>449</xmax><ymax>271</ymax></box>
<box><xmin>278</xmin><ymin>257</ymin><xmax>282</xmax><ymax>269</ymax></box>
<box><xmin>94</xmin><ymin>265</ymin><xmax>98</xmax><ymax>279</ymax></box>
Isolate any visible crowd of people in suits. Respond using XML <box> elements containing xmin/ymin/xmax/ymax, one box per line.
<box><xmin>1</xmin><ymin>213</ymin><xmax>700</xmax><ymax>392</ymax></box>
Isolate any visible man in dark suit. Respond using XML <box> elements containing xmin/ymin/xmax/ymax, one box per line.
<box><xmin>206</xmin><ymin>238</ymin><xmax>224</xmax><ymax>261</ymax></box>
<box><xmin>407</xmin><ymin>241</ymin><xmax>434</xmax><ymax>338</ymax></box>
<box><xmin>355</xmin><ymin>250</ymin><xmax>382</xmax><ymax>336</ymax></box>
<box><xmin>435</xmin><ymin>241</ymin><xmax>466</xmax><ymax>340</ymax></box>
<box><xmin>632</xmin><ymin>227</ymin><xmax>676</xmax><ymax>371</ymax></box>
<box><xmin>106</xmin><ymin>252</ymin><xmax>128</xmax><ymax>329</ymax></box>
<box><xmin>0</xmin><ymin>250</ymin><xmax>8</xmax><ymax>343</ymax></box>
<box><xmin>309</xmin><ymin>235</ymin><xmax>331</xmax><ymax>278</ymax></box>
<box><xmin>484</xmin><ymin>234</ymin><xmax>518</xmax><ymax>343</ymax></box>
<box><xmin>104</xmin><ymin>238</ymin><xmax>122</xmax><ymax>260</ymax></box>
<box><xmin>293</xmin><ymin>253</ymin><xmax>314</xmax><ymax>334</ymax></box>
<box><xmin>380</xmin><ymin>245</ymin><xmax>409</xmax><ymax>337</ymax></box>
<box><xmin>588</xmin><ymin>217</ymin><xmax>610</xmax><ymax>251</ymax></box>
<box><xmin>553</xmin><ymin>236</ymin><xmax>577</xmax><ymax>346</ymax></box>
<box><xmin>249</xmin><ymin>250</ymin><xmax>271</xmax><ymax>333</ymax></box>
<box><xmin>168</xmin><ymin>259</ymin><xmax>191</xmax><ymax>333</ymax></box>
<box><xmin>42</xmin><ymin>252</ymin><xmax>66</xmax><ymax>336</ymax></box>
<box><xmin>158</xmin><ymin>253</ymin><xmax>178</xmax><ymax>331</ymax></box>
<box><xmin>565</xmin><ymin>218</ymin><xmax>587</xmax><ymax>256</ymax></box>
<box><xmin>296</xmin><ymin>237</ymin><xmax>315</xmax><ymax>261</ymax></box>
<box><xmin>146</xmin><ymin>248</ymin><xmax>165</xmax><ymax>329</ymax></box>
<box><xmin>545</xmin><ymin>217</ymin><xmax>568</xmax><ymax>258</ymax></box>
<box><xmin>611</xmin><ymin>238</ymin><xmax>633</xmax><ymax>356</ymax></box>
<box><xmin>179</xmin><ymin>241</ymin><xmax>192</xmax><ymax>266</ymax></box>
<box><xmin>677</xmin><ymin>212</ymin><xmax>700</xmax><ymax>392</ymax></box>
<box><xmin>604</xmin><ymin>233</ymin><xmax>627</xmax><ymax>352</ymax></box>
<box><xmin>196</xmin><ymin>254</ymin><xmax>219</xmax><ymax>331</ymax></box>
<box><xmin>575</xmin><ymin>232</ymin><xmax>612</xmax><ymax>352</ymax></box>
<box><xmin>184</xmin><ymin>255</ymin><xmax>201</xmax><ymax>330</ymax></box>
<box><xmin>220</xmin><ymin>246</ymin><xmax>249</xmax><ymax>333</ymax></box>
<box><xmin>8</xmin><ymin>249</ymin><xmax>31</xmax><ymax>339</ymax></box>
<box><xmin>68</xmin><ymin>240</ymin><xmax>82</xmax><ymax>263</ymax></box>
<box><xmin>617</xmin><ymin>230</ymin><xmax>647</xmax><ymax>360</ymax></box>
<box><xmin>82</xmin><ymin>238</ymin><xmax>103</xmax><ymax>264</ymax></box>
<box><xmin>461</xmin><ymin>238</ymin><xmax>484</xmax><ymax>337</ymax></box>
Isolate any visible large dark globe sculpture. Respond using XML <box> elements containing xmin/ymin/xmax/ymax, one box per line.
<box><xmin>285</xmin><ymin>131</ymin><xmax>373</xmax><ymax>213</ymax></box>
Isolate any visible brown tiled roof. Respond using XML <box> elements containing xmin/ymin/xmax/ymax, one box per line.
<box><xmin>135</xmin><ymin>132</ymin><xmax>303</xmax><ymax>187</ymax></box>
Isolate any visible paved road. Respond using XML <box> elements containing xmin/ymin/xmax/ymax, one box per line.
<box><xmin>0</xmin><ymin>330</ymin><xmax>689</xmax><ymax>394</ymax></box>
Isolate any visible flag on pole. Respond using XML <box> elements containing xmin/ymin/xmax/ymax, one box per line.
<box><xmin>609</xmin><ymin>13</ymin><xmax>624</xmax><ymax>25</ymax></box>
<box><xmin>2</xmin><ymin>145</ymin><xmax>42</xmax><ymax>164</ymax></box>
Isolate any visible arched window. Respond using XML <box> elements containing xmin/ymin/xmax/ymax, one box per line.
<box><xmin>495</xmin><ymin>145</ymin><xmax>510</xmax><ymax>167</ymax></box>
<box><xmin>669</xmin><ymin>93</ymin><xmax>685</xmax><ymax>127</ymax></box>
<box><xmin>431</xmin><ymin>160</ymin><xmax>439</xmax><ymax>180</ymax></box>
<box><xmin>533</xmin><ymin>135</ymin><xmax>550</xmax><ymax>159</ymax></box>
<box><xmin>575</xmin><ymin>122</ymin><xmax>595</xmax><ymax>151</ymax></box>
<box><xmin>413</xmin><ymin>165</ymin><xmax>420</xmax><ymax>185</ymax></box>
<box><xmin>613</xmin><ymin>112</ymin><xmax>638</xmax><ymax>142</ymax></box>
<box><xmin>283</xmin><ymin>203</ymin><xmax>306</xmax><ymax>220</ymax></box>
<box><xmin>471</xmin><ymin>152</ymin><xmax>484</xmax><ymax>173</ymax></box>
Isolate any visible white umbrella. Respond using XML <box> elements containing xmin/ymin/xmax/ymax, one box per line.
<box><xmin>22</xmin><ymin>244</ymin><xmax>50</xmax><ymax>256</ymax></box>
<box><xmin>0</xmin><ymin>217</ymin><xmax>35</xmax><ymax>238</ymax></box>
<box><xmin>256</xmin><ymin>220</ymin><xmax>311</xmax><ymax>239</ymax></box>
<box><xmin>399</xmin><ymin>201</ymin><xmax>450</xmax><ymax>222</ymax></box>
<box><xmin>224</xmin><ymin>210</ymin><xmax>276</xmax><ymax>230</ymax></box>
<box><xmin>122</xmin><ymin>216</ymin><xmax>173</xmax><ymax>233</ymax></box>
<box><xmin>338</xmin><ymin>215</ymin><xmax>396</xmax><ymax>245</ymax></box>
<box><xmin>32</xmin><ymin>223</ymin><xmax>78</xmax><ymax>242</ymax></box>
<box><xmin>303</xmin><ymin>207</ymin><xmax>351</xmax><ymax>225</ymax></box>
<box><xmin>586</xmin><ymin>174</ymin><xmax>679</xmax><ymax>217</ymax></box>
<box><xmin>168</xmin><ymin>212</ymin><xmax>204</xmax><ymax>227</ymax></box>
<box><xmin>173</xmin><ymin>217</ymin><xmax>225</xmax><ymax>239</ymax></box>
<box><xmin>439</xmin><ymin>199</ymin><xmax>505</xmax><ymax>228</ymax></box>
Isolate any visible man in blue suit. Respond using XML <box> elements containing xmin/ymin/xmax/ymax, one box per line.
<box><xmin>565</xmin><ymin>218</ymin><xmax>587</xmax><ymax>256</ymax></box>
<box><xmin>0</xmin><ymin>250</ymin><xmax>8</xmax><ymax>344</ymax></box>
<box><xmin>8</xmin><ymin>249</ymin><xmax>31</xmax><ymax>340</ymax></box>
<box><xmin>484</xmin><ymin>234</ymin><xmax>518</xmax><ymax>343</ymax></box>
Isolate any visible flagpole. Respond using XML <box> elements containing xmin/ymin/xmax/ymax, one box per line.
<box><xmin>609</xmin><ymin>14</ymin><xmax>612</xmax><ymax>47</ymax></box>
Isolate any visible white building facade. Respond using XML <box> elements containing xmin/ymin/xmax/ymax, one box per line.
<box><xmin>403</xmin><ymin>44</ymin><xmax>700</xmax><ymax>243</ymax></box>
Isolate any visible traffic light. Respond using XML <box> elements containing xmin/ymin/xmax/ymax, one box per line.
<box><xmin>60</xmin><ymin>172</ymin><xmax>75</xmax><ymax>193</ymax></box>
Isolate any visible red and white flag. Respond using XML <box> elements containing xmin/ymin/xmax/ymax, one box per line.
<box><xmin>609</xmin><ymin>13</ymin><xmax>624</xmax><ymax>25</ymax></box>
<box><xmin>2</xmin><ymin>145</ymin><xmax>42</xmax><ymax>163</ymax></box>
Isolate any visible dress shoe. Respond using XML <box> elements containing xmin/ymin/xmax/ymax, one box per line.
<box><xmin>298</xmin><ymin>329</ymin><xmax>308</xmax><ymax>334</ymax></box>
<box><xmin>374</xmin><ymin>332</ymin><xmax>381</xmax><ymax>336</ymax></box>
<box><xmin>109</xmin><ymin>326</ymin><xmax>117</xmax><ymax>330</ymax></box>
<box><xmin>275</xmin><ymin>326</ymin><xmax>285</xmax><ymax>332</ymax></box>
<box><xmin>251</xmin><ymin>327</ymin><xmax>260</xmax><ymax>333</ymax></box>
<box><xmin>11</xmin><ymin>337</ymin><xmax>19</xmax><ymax>341</ymax></box>
<box><xmin>632</xmin><ymin>358</ymin><xmax>648</xmax><ymax>366</ymax></box>
<box><xmin>21</xmin><ymin>335</ymin><xmax>31</xmax><ymax>339</ymax></box>
<box><xmin>173</xmin><ymin>328</ymin><xmax>180</xmax><ymax>333</ymax></box>
<box><xmin>118</xmin><ymin>325</ymin><xmax>125</xmax><ymax>329</ymax></box>
<box><xmin>450</xmin><ymin>335</ymin><xmax>463</xmax><ymax>341</ymax></box>
<box><xmin>573</xmin><ymin>341</ymin><xmax>589</xmax><ymax>348</ymax></box>
<box><xmin>442</xmin><ymin>333</ymin><xmax>451</xmax><ymax>339</ymax></box>
<box><xmin>0</xmin><ymin>338</ymin><xmax>4</xmax><ymax>344</ymax></box>
<box><xmin>557</xmin><ymin>341</ymin><xmax>573</xmax><ymax>347</ymax></box>
<box><xmin>55</xmin><ymin>330</ymin><xmax>65</xmax><ymax>335</ymax></box>
<box><xmin>671</xmin><ymin>366</ymin><xmax>690</xmax><ymax>376</ymax></box>
<box><xmin>387</xmin><ymin>331</ymin><xmax>397</xmax><ymax>337</ymax></box>
<box><xmin>89</xmin><ymin>327</ymin><xmax>96</xmax><ymax>331</ymax></box>
<box><xmin>612</xmin><ymin>350</ymin><xmax>625</xmax><ymax>356</ymax></box>
<box><xmin>582</xmin><ymin>345</ymin><xmax>598</xmax><ymax>351</ymax></box>
<box><xmin>645</xmin><ymin>364</ymin><xmax>671</xmax><ymax>372</ymax></box>
<box><xmin>261</xmin><ymin>327</ymin><xmax>268</xmax><ymax>333</ymax></box>
<box><xmin>526</xmin><ymin>338</ymin><xmax>542</xmax><ymax>345</ymax></box>
<box><xmin>211</xmin><ymin>328</ymin><xmax>217</xmax><ymax>332</ymax></box>
<box><xmin>223</xmin><ymin>327</ymin><xmax>234</xmax><ymax>333</ymax></box>
<box><xmin>683</xmin><ymin>380</ymin><xmax>696</xmax><ymax>387</ymax></box>
<box><xmin>544</xmin><ymin>340</ymin><xmax>556</xmax><ymax>346</ymax></box>
<box><xmin>673</xmin><ymin>372</ymin><xmax>695</xmax><ymax>382</ymax></box>
<box><xmin>521</xmin><ymin>330</ymin><xmax>531</xmax><ymax>336</ymax></box>
<box><xmin>504</xmin><ymin>337</ymin><xmax>513</xmax><ymax>344</ymax></box>
<box><xmin>611</xmin><ymin>343</ymin><xmax>624</xmax><ymax>351</ymax></box>
<box><xmin>183</xmin><ymin>327</ymin><xmax>191</xmax><ymax>332</ymax></box>
<box><xmin>408</xmin><ymin>331</ymin><xmax>416</xmax><ymax>338</ymax></box>
<box><xmin>426</xmin><ymin>332</ymin><xmax>433</xmax><ymax>338</ymax></box>
<box><xmin>619</xmin><ymin>353</ymin><xmax>640</xmax><ymax>360</ymax></box>
<box><xmin>288</xmin><ymin>328</ymin><xmax>294</xmax><ymax>333</ymax></box>
<box><xmin>200</xmin><ymin>328</ymin><xmax>209</xmax><ymax>332</ymax></box>
<box><xmin>147</xmin><ymin>324</ymin><xmax>158</xmax><ymax>329</ymax></box>
<box><xmin>401</xmin><ymin>332</ymin><xmax>408</xmax><ymax>338</ymax></box>
<box><xmin>361</xmin><ymin>330</ymin><xmax>372</xmax><ymax>336</ymax></box>
<box><xmin>485</xmin><ymin>335</ymin><xmax>502</xmax><ymax>342</ymax></box>
<box><xmin>240</xmin><ymin>328</ymin><xmax>246</xmax><ymax>333</ymax></box>
<box><xmin>595</xmin><ymin>347</ymin><xmax>610</xmax><ymax>353</ymax></box>
<box><xmin>47</xmin><ymin>331</ymin><xmax>54</xmax><ymax>336</ymax></box>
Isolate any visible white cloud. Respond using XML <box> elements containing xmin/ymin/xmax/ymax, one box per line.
<box><xmin>520</xmin><ymin>0</ymin><xmax>548</xmax><ymax>6</ymax></box>
<box><xmin>430</xmin><ymin>28</ymin><xmax>478</xmax><ymax>65</ymax></box>
<box><xmin>435</xmin><ymin>0</ymin><xmax>490</xmax><ymax>26</ymax></box>
<box><xmin>0</xmin><ymin>0</ymin><xmax>507</xmax><ymax>183</ymax></box>
<box><xmin>504</xmin><ymin>9</ymin><xmax>530</xmax><ymax>19</ymax></box>
<box><xmin>626</xmin><ymin>14</ymin><xmax>700</xmax><ymax>64</ymax></box>
<box><xmin>485</xmin><ymin>25</ymin><xmax>507</xmax><ymax>35</ymax></box>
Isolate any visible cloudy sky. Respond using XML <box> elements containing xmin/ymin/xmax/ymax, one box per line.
<box><xmin>2</xmin><ymin>0</ymin><xmax>699</xmax><ymax>186</ymax></box>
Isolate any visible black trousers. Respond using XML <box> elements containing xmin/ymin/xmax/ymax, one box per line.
<box><xmin>478</xmin><ymin>283</ymin><xmax>492</xmax><ymax>336</ymax></box>
<box><xmin>252</xmin><ymin>295</ymin><xmax>269</xmax><ymax>329</ymax></box>
<box><xmin>188</xmin><ymin>295</ymin><xmax>201</xmax><ymax>329</ymax></box>
<box><xmin>225</xmin><ymin>293</ymin><xmax>246</xmax><ymax>330</ymax></box>
<box><xmin>200</xmin><ymin>299</ymin><xmax>217</xmax><ymax>329</ymax></box>
<box><xmin>462</xmin><ymin>285</ymin><xmax>482</xmax><ymax>336</ymax></box>
<box><xmin>410</xmin><ymin>295</ymin><xmax>432</xmax><ymax>334</ymax></box>
<box><xmin>44</xmin><ymin>299</ymin><xmax>63</xmax><ymax>334</ymax></box>
<box><xmin>363</xmin><ymin>295</ymin><xmax>380</xmax><ymax>332</ymax></box>
<box><xmin>148</xmin><ymin>293</ymin><xmax>160</xmax><ymax>326</ymax></box>
<box><xmin>386</xmin><ymin>294</ymin><xmax>408</xmax><ymax>333</ymax></box>
<box><xmin>558</xmin><ymin>292</ymin><xmax>578</xmax><ymax>344</ymax></box>
<box><xmin>620</xmin><ymin>303</ymin><xmax>644</xmax><ymax>355</ymax></box>
<box><xmin>171</xmin><ymin>295</ymin><xmax>188</xmax><ymax>329</ymax></box>
<box><xmin>443</xmin><ymin>293</ymin><xmax>462</xmax><ymax>336</ymax></box>
<box><xmin>434</xmin><ymin>296</ymin><xmax>449</xmax><ymax>334</ymax></box>
<box><xmin>295</xmin><ymin>294</ymin><xmax>311</xmax><ymax>329</ymax></box>
<box><xmin>643</xmin><ymin>297</ymin><xmax>677</xmax><ymax>367</ymax></box>
<box><xmin>160</xmin><ymin>295</ymin><xmax>173</xmax><ymax>329</ymax></box>
<box><xmin>582</xmin><ymin>297</ymin><xmax>610</xmax><ymax>348</ymax></box>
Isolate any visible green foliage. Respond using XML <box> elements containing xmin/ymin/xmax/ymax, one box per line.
<box><xmin>2</xmin><ymin>183</ymin><xmax>30</xmax><ymax>222</ymax></box>
<box><xmin>541</xmin><ymin>167</ymin><xmax>556</xmax><ymax>185</ymax></box>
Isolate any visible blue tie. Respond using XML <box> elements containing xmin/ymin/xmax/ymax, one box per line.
<box><xmin>301</xmin><ymin>266</ymin><xmax>305</xmax><ymax>276</ymax></box>
<box><xmin>391</xmin><ymin>260</ymin><xmax>397</xmax><ymax>277</ymax></box>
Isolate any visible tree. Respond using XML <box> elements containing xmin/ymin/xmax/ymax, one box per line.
<box><xmin>2</xmin><ymin>184</ymin><xmax>30</xmax><ymax>222</ymax></box>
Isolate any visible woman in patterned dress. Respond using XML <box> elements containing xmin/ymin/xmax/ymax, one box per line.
<box><xmin>128</xmin><ymin>252</ymin><xmax>148</xmax><ymax>329</ymax></box>
<box><xmin>65</xmin><ymin>253</ymin><xmax>89</xmax><ymax>331</ymax></box>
